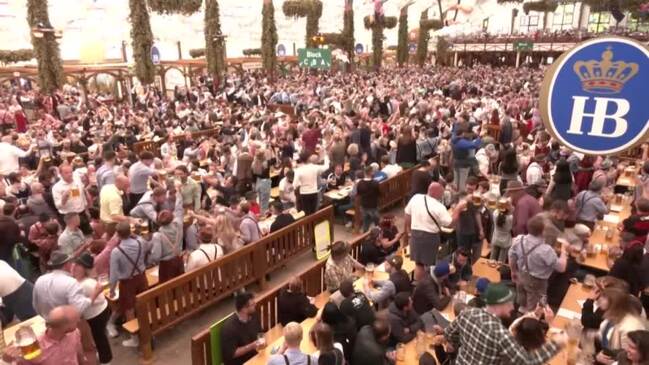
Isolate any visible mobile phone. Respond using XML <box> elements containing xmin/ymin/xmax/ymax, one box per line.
<box><xmin>539</xmin><ymin>295</ymin><xmax>548</xmax><ymax>307</ymax></box>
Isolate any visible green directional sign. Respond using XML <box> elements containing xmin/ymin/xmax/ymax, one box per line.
<box><xmin>298</xmin><ymin>48</ymin><xmax>332</xmax><ymax>69</ymax></box>
<box><xmin>513</xmin><ymin>40</ymin><xmax>533</xmax><ymax>51</ymax></box>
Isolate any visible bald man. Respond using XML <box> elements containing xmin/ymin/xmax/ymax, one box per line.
<box><xmin>2</xmin><ymin>305</ymin><xmax>86</xmax><ymax>365</ymax></box>
<box><xmin>404</xmin><ymin>182</ymin><xmax>453</xmax><ymax>269</ymax></box>
<box><xmin>99</xmin><ymin>174</ymin><xmax>131</xmax><ymax>237</ymax></box>
<box><xmin>52</xmin><ymin>164</ymin><xmax>91</xmax><ymax>234</ymax></box>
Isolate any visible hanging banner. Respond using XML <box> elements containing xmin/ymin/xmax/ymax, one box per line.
<box><xmin>298</xmin><ymin>48</ymin><xmax>332</xmax><ymax>69</ymax></box>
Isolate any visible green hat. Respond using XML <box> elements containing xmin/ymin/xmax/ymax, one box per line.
<box><xmin>484</xmin><ymin>283</ymin><xmax>514</xmax><ymax>305</ymax></box>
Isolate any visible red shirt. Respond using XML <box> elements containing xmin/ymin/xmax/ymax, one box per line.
<box><xmin>18</xmin><ymin>329</ymin><xmax>83</xmax><ymax>365</ymax></box>
<box><xmin>249</xmin><ymin>201</ymin><xmax>261</xmax><ymax>216</ymax></box>
<box><xmin>623</xmin><ymin>213</ymin><xmax>649</xmax><ymax>245</ymax></box>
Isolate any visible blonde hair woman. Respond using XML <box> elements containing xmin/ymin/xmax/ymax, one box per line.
<box><xmin>190</xmin><ymin>212</ymin><xmax>243</xmax><ymax>254</ymax></box>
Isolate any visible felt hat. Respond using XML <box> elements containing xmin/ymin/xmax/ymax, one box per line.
<box><xmin>484</xmin><ymin>283</ymin><xmax>514</xmax><ymax>305</ymax></box>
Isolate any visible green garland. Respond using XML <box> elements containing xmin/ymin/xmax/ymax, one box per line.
<box><xmin>282</xmin><ymin>0</ymin><xmax>323</xmax><ymax>48</ymax></box>
<box><xmin>436</xmin><ymin>36</ymin><xmax>450</xmax><ymax>66</ymax></box>
<box><xmin>364</xmin><ymin>15</ymin><xmax>397</xmax><ymax>69</ymax></box>
<box><xmin>320</xmin><ymin>0</ymin><xmax>354</xmax><ymax>67</ymax></box>
<box><xmin>416</xmin><ymin>10</ymin><xmax>442</xmax><ymax>66</ymax></box>
<box><xmin>129</xmin><ymin>0</ymin><xmax>155</xmax><ymax>84</ymax></box>
<box><xmin>523</xmin><ymin>0</ymin><xmax>558</xmax><ymax>14</ymax></box>
<box><xmin>396</xmin><ymin>8</ymin><xmax>409</xmax><ymax>66</ymax></box>
<box><xmin>26</xmin><ymin>0</ymin><xmax>63</xmax><ymax>93</ymax></box>
<box><xmin>205</xmin><ymin>0</ymin><xmax>225</xmax><ymax>77</ymax></box>
<box><xmin>189</xmin><ymin>49</ymin><xmax>205</xmax><ymax>58</ymax></box>
<box><xmin>147</xmin><ymin>0</ymin><xmax>202</xmax><ymax>15</ymax></box>
<box><xmin>0</xmin><ymin>49</ymin><xmax>35</xmax><ymax>65</ymax></box>
<box><xmin>262</xmin><ymin>0</ymin><xmax>278</xmax><ymax>76</ymax></box>
<box><xmin>243</xmin><ymin>48</ymin><xmax>262</xmax><ymax>56</ymax></box>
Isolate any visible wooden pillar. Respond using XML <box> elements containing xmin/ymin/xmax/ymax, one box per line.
<box><xmin>453</xmin><ymin>52</ymin><xmax>458</xmax><ymax>67</ymax></box>
<box><xmin>515</xmin><ymin>51</ymin><xmax>521</xmax><ymax>67</ymax></box>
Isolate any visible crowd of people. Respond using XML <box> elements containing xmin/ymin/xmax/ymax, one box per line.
<box><xmin>0</xmin><ymin>60</ymin><xmax>648</xmax><ymax>365</ymax></box>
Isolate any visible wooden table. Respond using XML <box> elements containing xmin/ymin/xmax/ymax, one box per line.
<box><xmin>245</xmin><ymin>257</ymin><xmax>501</xmax><ymax>365</ymax></box>
<box><xmin>547</xmin><ymin>283</ymin><xmax>593</xmax><ymax>365</ymax></box>
<box><xmin>258</xmin><ymin>210</ymin><xmax>306</xmax><ymax>233</ymax></box>
<box><xmin>579</xmin><ymin>199</ymin><xmax>632</xmax><ymax>272</ymax></box>
<box><xmin>324</xmin><ymin>185</ymin><xmax>353</xmax><ymax>201</ymax></box>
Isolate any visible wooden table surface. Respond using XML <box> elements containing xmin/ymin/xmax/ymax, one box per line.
<box><xmin>579</xmin><ymin>199</ymin><xmax>631</xmax><ymax>272</ymax></box>
<box><xmin>547</xmin><ymin>283</ymin><xmax>593</xmax><ymax>365</ymax></box>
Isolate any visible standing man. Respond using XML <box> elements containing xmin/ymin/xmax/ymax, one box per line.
<box><xmin>95</xmin><ymin>150</ymin><xmax>117</xmax><ymax>192</ymax></box>
<box><xmin>574</xmin><ymin>180</ymin><xmax>608</xmax><ymax>230</ymax></box>
<box><xmin>173</xmin><ymin>165</ymin><xmax>201</xmax><ymax>211</ymax></box>
<box><xmin>128</xmin><ymin>151</ymin><xmax>156</xmax><ymax>212</ymax></box>
<box><xmin>221</xmin><ymin>291</ymin><xmax>262</xmax><ymax>365</ymax></box>
<box><xmin>57</xmin><ymin>213</ymin><xmax>88</xmax><ymax>258</ymax></box>
<box><xmin>404</xmin><ymin>182</ymin><xmax>453</xmax><ymax>271</ymax></box>
<box><xmin>508</xmin><ymin>215</ymin><xmax>569</xmax><ymax>313</ymax></box>
<box><xmin>0</xmin><ymin>135</ymin><xmax>32</xmax><ymax>177</ymax></box>
<box><xmin>0</xmin><ymin>204</ymin><xmax>24</xmax><ymax>267</ymax></box>
<box><xmin>108</xmin><ymin>222</ymin><xmax>148</xmax><ymax>348</ymax></box>
<box><xmin>235</xmin><ymin>147</ymin><xmax>253</xmax><ymax>195</ymax></box>
<box><xmin>506</xmin><ymin>180</ymin><xmax>542</xmax><ymax>237</ymax></box>
<box><xmin>52</xmin><ymin>164</ymin><xmax>90</xmax><ymax>234</ymax></box>
<box><xmin>293</xmin><ymin>154</ymin><xmax>329</xmax><ymax>215</ymax></box>
<box><xmin>356</xmin><ymin>166</ymin><xmax>381</xmax><ymax>232</ymax></box>
<box><xmin>0</xmin><ymin>259</ymin><xmax>36</xmax><ymax>321</ymax></box>
<box><xmin>444</xmin><ymin>283</ymin><xmax>566</xmax><ymax>364</ymax></box>
<box><xmin>99</xmin><ymin>175</ymin><xmax>130</xmax><ymax>237</ymax></box>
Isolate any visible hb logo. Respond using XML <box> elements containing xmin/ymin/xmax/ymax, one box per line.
<box><xmin>540</xmin><ymin>37</ymin><xmax>649</xmax><ymax>155</ymax></box>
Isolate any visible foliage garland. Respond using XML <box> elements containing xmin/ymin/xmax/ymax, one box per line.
<box><xmin>243</xmin><ymin>48</ymin><xmax>263</xmax><ymax>56</ymax></box>
<box><xmin>364</xmin><ymin>15</ymin><xmax>397</xmax><ymax>69</ymax></box>
<box><xmin>396</xmin><ymin>8</ymin><xmax>409</xmax><ymax>66</ymax></box>
<box><xmin>189</xmin><ymin>49</ymin><xmax>205</xmax><ymax>58</ymax></box>
<box><xmin>320</xmin><ymin>0</ymin><xmax>354</xmax><ymax>67</ymax></box>
<box><xmin>129</xmin><ymin>0</ymin><xmax>155</xmax><ymax>84</ymax></box>
<box><xmin>282</xmin><ymin>0</ymin><xmax>323</xmax><ymax>48</ymax></box>
<box><xmin>416</xmin><ymin>10</ymin><xmax>442</xmax><ymax>66</ymax></box>
<box><xmin>205</xmin><ymin>0</ymin><xmax>226</xmax><ymax>77</ymax></box>
<box><xmin>147</xmin><ymin>0</ymin><xmax>202</xmax><ymax>15</ymax></box>
<box><xmin>0</xmin><ymin>49</ymin><xmax>35</xmax><ymax>65</ymax></box>
<box><xmin>523</xmin><ymin>0</ymin><xmax>558</xmax><ymax>14</ymax></box>
<box><xmin>436</xmin><ymin>36</ymin><xmax>450</xmax><ymax>66</ymax></box>
<box><xmin>26</xmin><ymin>0</ymin><xmax>63</xmax><ymax>93</ymax></box>
<box><xmin>262</xmin><ymin>0</ymin><xmax>278</xmax><ymax>77</ymax></box>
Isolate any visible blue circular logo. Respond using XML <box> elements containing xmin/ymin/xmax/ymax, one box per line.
<box><xmin>355</xmin><ymin>43</ymin><xmax>364</xmax><ymax>54</ymax></box>
<box><xmin>277</xmin><ymin>44</ymin><xmax>286</xmax><ymax>57</ymax></box>
<box><xmin>540</xmin><ymin>37</ymin><xmax>649</xmax><ymax>155</ymax></box>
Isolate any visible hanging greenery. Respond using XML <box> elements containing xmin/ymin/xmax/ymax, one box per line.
<box><xmin>0</xmin><ymin>49</ymin><xmax>35</xmax><ymax>65</ymax></box>
<box><xmin>523</xmin><ymin>0</ymin><xmax>558</xmax><ymax>14</ymax></box>
<box><xmin>262</xmin><ymin>0</ymin><xmax>278</xmax><ymax>76</ymax></box>
<box><xmin>364</xmin><ymin>15</ymin><xmax>397</xmax><ymax>69</ymax></box>
<box><xmin>416</xmin><ymin>10</ymin><xmax>442</xmax><ymax>66</ymax></box>
<box><xmin>205</xmin><ymin>0</ymin><xmax>226</xmax><ymax>77</ymax></box>
<box><xmin>282</xmin><ymin>0</ymin><xmax>323</xmax><ymax>48</ymax></box>
<box><xmin>189</xmin><ymin>49</ymin><xmax>206</xmax><ymax>58</ymax></box>
<box><xmin>147</xmin><ymin>0</ymin><xmax>202</xmax><ymax>15</ymax></box>
<box><xmin>396</xmin><ymin>8</ymin><xmax>409</xmax><ymax>66</ymax></box>
<box><xmin>243</xmin><ymin>48</ymin><xmax>262</xmax><ymax>56</ymax></box>
<box><xmin>436</xmin><ymin>36</ymin><xmax>451</xmax><ymax>66</ymax></box>
<box><xmin>320</xmin><ymin>0</ymin><xmax>354</xmax><ymax>67</ymax></box>
<box><xmin>129</xmin><ymin>0</ymin><xmax>155</xmax><ymax>84</ymax></box>
<box><xmin>497</xmin><ymin>0</ymin><xmax>523</xmax><ymax>3</ymax></box>
<box><xmin>26</xmin><ymin>0</ymin><xmax>63</xmax><ymax>93</ymax></box>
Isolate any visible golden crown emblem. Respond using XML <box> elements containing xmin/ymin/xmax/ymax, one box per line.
<box><xmin>573</xmin><ymin>47</ymin><xmax>639</xmax><ymax>94</ymax></box>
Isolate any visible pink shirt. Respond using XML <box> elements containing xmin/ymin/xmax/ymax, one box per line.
<box><xmin>94</xmin><ymin>234</ymin><xmax>119</xmax><ymax>276</ymax></box>
<box><xmin>18</xmin><ymin>329</ymin><xmax>83</xmax><ymax>365</ymax></box>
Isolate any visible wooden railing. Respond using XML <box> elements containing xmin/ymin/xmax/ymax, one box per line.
<box><xmin>136</xmin><ymin>206</ymin><xmax>334</xmax><ymax>361</ymax></box>
<box><xmin>190</xmin><ymin>232</ymin><xmax>369</xmax><ymax>365</ymax></box>
<box><xmin>132</xmin><ymin>128</ymin><xmax>221</xmax><ymax>157</ymax></box>
<box><xmin>351</xmin><ymin>167</ymin><xmax>416</xmax><ymax>231</ymax></box>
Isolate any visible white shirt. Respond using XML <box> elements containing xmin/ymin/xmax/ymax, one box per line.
<box><xmin>293</xmin><ymin>163</ymin><xmax>329</xmax><ymax>195</ymax></box>
<box><xmin>186</xmin><ymin>244</ymin><xmax>223</xmax><ymax>272</ymax></box>
<box><xmin>52</xmin><ymin>178</ymin><xmax>87</xmax><ymax>214</ymax></box>
<box><xmin>382</xmin><ymin>164</ymin><xmax>403</xmax><ymax>179</ymax></box>
<box><xmin>404</xmin><ymin>194</ymin><xmax>452</xmax><ymax>234</ymax></box>
<box><xmin>0</xmin><ymin>142</ymin><xmax>29</xmax><ymax>176</ymax></box>
<box><xmin>279</xmin><ymin>177</ymin><xmax>296</xmax><ymax>204</ymax></box>
<box><xmin>0</xmin><ymin>260</ymin><xmax>26</xmax><ymax>297</ymax></box>
<box><xmin>526</xmin><ymin>162</ymin><xmax>544</xmax><ymax>186</ymax></box>
<box><xmin>79</xmin><ymin>277</ymin><xmax>107</xmax><ymax>320</ymax></box>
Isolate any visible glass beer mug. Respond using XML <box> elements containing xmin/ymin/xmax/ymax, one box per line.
<box><xmin>15</xmin><ymin>325</ymin><xmax>41</xmax><ymax>360</ymax></box>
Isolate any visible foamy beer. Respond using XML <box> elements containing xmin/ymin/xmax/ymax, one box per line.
<box><xmin>497</xmin><ymin>198</ymin><xmax>509</xmax><ymax>212</ymax></box>
<box><xmin>15</xmin><ymin>326</ymin><xmax>41</xmax><ymax>360</ymax></box>
<box><xmin>486</xmin><ymin>196</ymin><xmax>497</xmax><ymax>210</ymax></box>
<box><xmin>472</xmin><ymin>192</ymin><xmax>482</xmax><ymax>206</ymax></box>
<box><xmin>70</xmin><ymin>186</ymin><xmax>80</xmax><ymax>198</ymax></box>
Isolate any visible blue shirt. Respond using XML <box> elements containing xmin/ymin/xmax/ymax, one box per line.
<box><xmin>267</xmin><ymin>348</ymin><xmax>311</xmax><ymax>365</ymax></box>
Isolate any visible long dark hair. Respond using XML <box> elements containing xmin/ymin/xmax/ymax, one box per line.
<box><xmin>627</xmin><ymin>330</ymin><xmax>649</xmax><ymax>362</ymax></box>
<box><xmin>553</xmin><ymin>158</ymin><xmax>573</xmax><ymax>184</ymax></box>
<box><xmin>496</xmin><ymin>209</ymin><xmax>509</xmax><ymax>228</ymax></box>
<box><xmin>500</xmin><ymin>147</ymin><xmax>518</xmax><ymax>174</ymax></box>
<box><xmin>514</xmin><ymin>318</ymin><xmax>547</xmax><ymax>351</ymax></box>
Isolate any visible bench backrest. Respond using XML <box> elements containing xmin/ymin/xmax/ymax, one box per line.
<box><xmin>190</xmin><ymin>232</ymin><xmax>369</xmax><ymax>365</ymax></box>
<box><xmin>137</xmin><ymin>206</ymin><xmax>334</xmax><ymax>360</ymax></box>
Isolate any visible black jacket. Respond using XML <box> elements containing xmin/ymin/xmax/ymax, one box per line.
<box><xmin>390</xmin><ymin>270</ymin><xmax>413</xmax><ymax>294</ymax></box>
<box><xmin>581</xmin><ymin>298</ymin><xmax>605</xmax><ymax>330</ymax></box>
<box><xmin>386</xmin><ymin>303</ymin><xmax>423</xmax><ymax>347</ymax></box>
<box><xmin>351</xmin><ymin>325</ymin><xmax>390</xmax><ymax>365</ymax></box>
<box><xmin>340</xmin><ymin>291</ymin><xmax>375</xmax><ymax>331</ymax></box>
<box><xmin>412</xmin><ymin>276</ymin><xmax>451</xmax><ymax>315</ymax></box>
<box><xmin>277</xmin><ymin>289</ymin><xmax>317</xmax><ymax>326</ymax></box>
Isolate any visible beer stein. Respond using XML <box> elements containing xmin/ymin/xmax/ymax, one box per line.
<box><xmin>15</xmin><ymin>326</ymin><xmax>41</xmax><ymax>360</ymax></box>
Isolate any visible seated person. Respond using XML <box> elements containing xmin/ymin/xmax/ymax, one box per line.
<box><xmin>446</xmin><ymin>248</ymin><xmax>473</xmax><ymax>292</ymax></box>
<box><xmin>277</xmin><ymin>278</ymin><xmax>317</xmax><ymax>326</ymax></box>
<box><xmin>387</xmin><ymin>292</ymin><xmax>423</xmax><ymax>347</ymax></box>
<box><xmin>385</xmin><ymin>255</ymin><xmax>412</xmax><ymax>294</ymax></box>
<box><xmin>185</xmin><ymin>229</ymin><xmax>224</xmax><ymax>272</ymax></box>
<box><xmin>220</xmin><ymin>291</ymin><xmax>262</xmax><ymax>365</ymax></box>
<box><xmin>267</xmin><ymin>322</ymin><xmax>311</xmax><ymax>365</ymax></box>
<box><xmin>339</xmin><ymin>279</ymin><xmax>376</xmax><ymax>331</ymax></box>
<box><xmin>269</xmin><ymin>201</ymin><xmax>295</xmax><ymax>233</ymax></box>
<box><xmin>326</xmin><ymin>164</ymin><xmax>348</xmax><ymax>190</ymax></box>
<box><xmin>467</xmin><ymin>277</ymin><xmax>490</xmax><ymax>308</ymax></box>
<box><xmin>358</xmin><ymin>227</ymin><xmax>403</xmax><ymax>266</ymax></box>
<box><xmin>412</xmin><ymin>263</ymin><xmax>452</xmax><ymax>315</ymax></box>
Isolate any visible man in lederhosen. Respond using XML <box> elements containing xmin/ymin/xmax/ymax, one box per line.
<box><xmin>108</xmin><ymin>221</ymin><xmax>149</xmax><ymax>348</ymax></box>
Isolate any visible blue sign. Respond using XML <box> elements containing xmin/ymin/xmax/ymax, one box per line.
<box><xmin>540</xmin><ymin>37</ymin><xmax>649</xmax><ymax>155</ymax></box>
<box><xmin>277</xmin><ymin>44</ymin><xmax>286</xmax><ymax>57</ymax></box>
<box><xmin>408</xmin><ymin>43</ymin><xmax>417</xmax><ymax>54</ymax></box>
<box><xmin>151</xmin><ymin>46</ymin><xmax>160</xmax><ymax>65</ymax></box>
<box><xmin>355</xmin><ymin>43</ymin><xmax>364</xmax><ymax>54</ymax></box>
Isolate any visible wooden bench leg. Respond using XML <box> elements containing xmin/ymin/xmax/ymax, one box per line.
<box><xmin>139</xmin><ymin>334</ymin><xmax>154</xmax><ymax>364</ymax></box>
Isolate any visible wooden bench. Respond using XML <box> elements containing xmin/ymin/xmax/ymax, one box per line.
<box><xmin>190</xmin><ymin>232</ymin><xmax>369</xmax><ymax>365</ymax></box>
<box><xmin>135</xmin><ymin>206</ymin><xmax>335</xmax><ymax>362</ymax></box>
<box><xmin>350</xmin><ymin>167</ymin><xmax>416</xmax><ymax>232</ymax></box>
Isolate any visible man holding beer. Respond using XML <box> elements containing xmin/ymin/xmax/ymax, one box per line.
<box><xmin>52</xmin><ymin>164</ymin><xmax>90</xmax><ymax>234</ymax></box>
